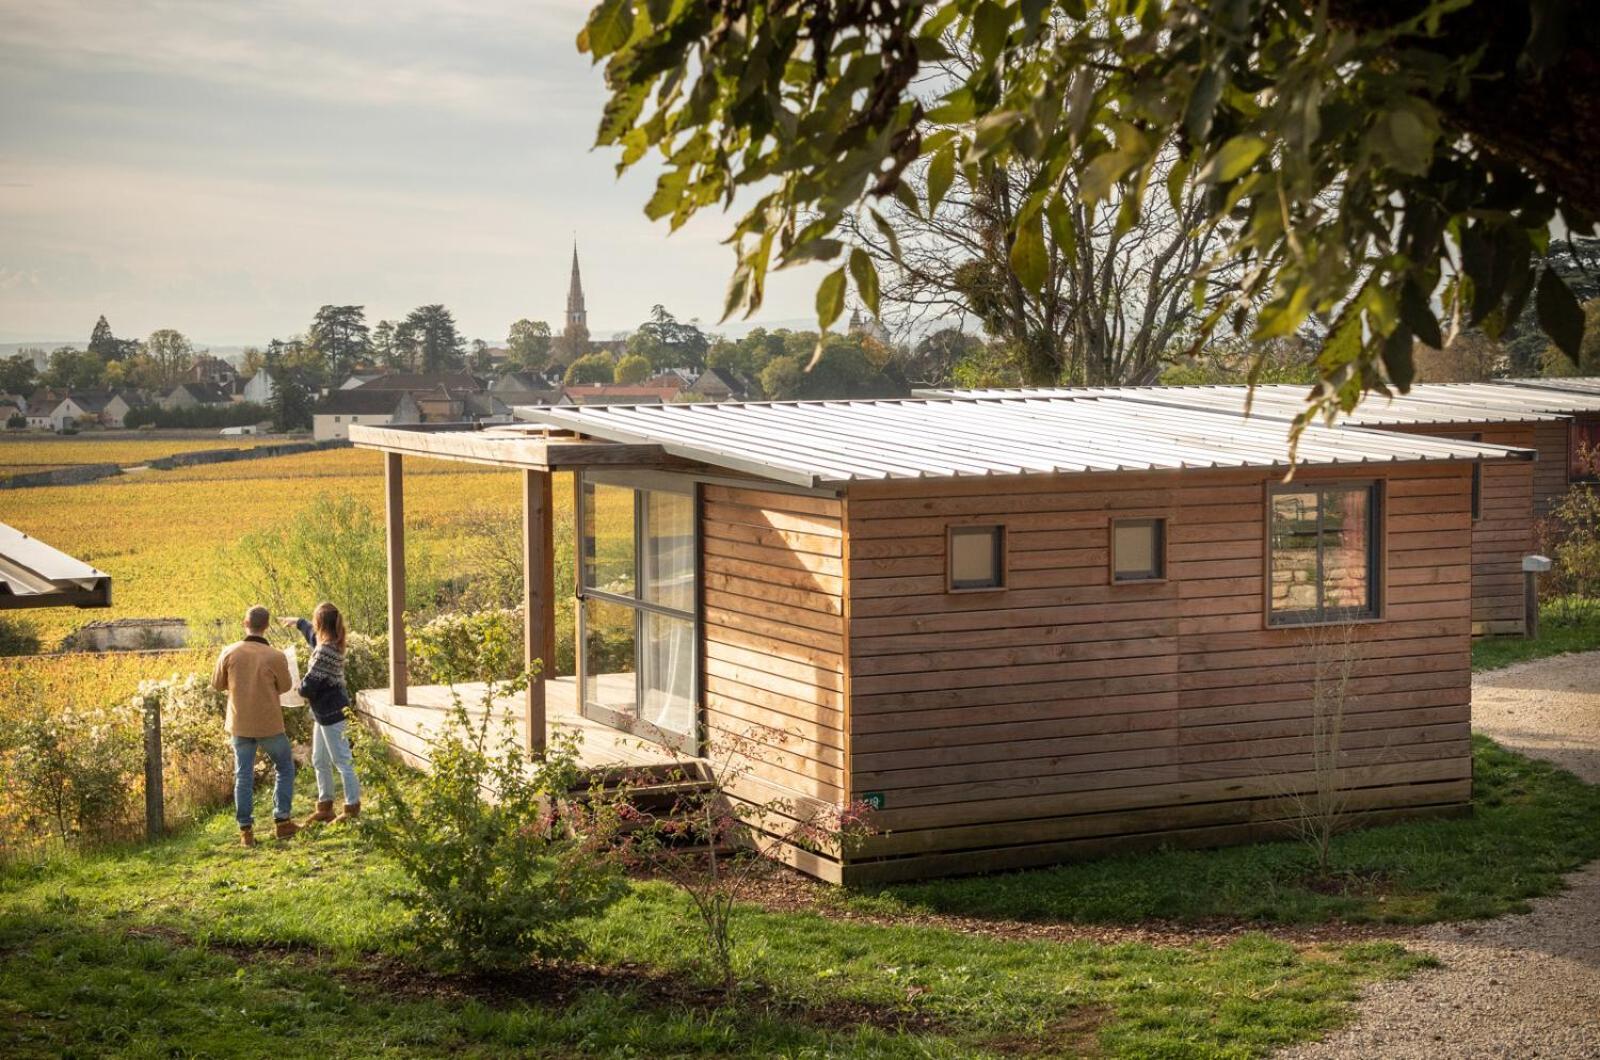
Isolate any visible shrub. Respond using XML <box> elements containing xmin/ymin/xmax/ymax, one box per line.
<box><xmin>136</xmin><ymin>674</ymin><xmax>234</xmax><ymax>815</ymax></box>
<box><xmin>408</xmin><ymin>609</ymin><xmax>523</xmax><ymax>686</ymax></box>
<box><xmin>344</xmin><ymin>631</ymin><xmax>388</xmax><ymax>694</ymax></box>
<box><xmin>360</xmin><ymin>677</ymin><xmax>627</xmax><ymax>970</ymax></box>
<box><xmin>0</xmin><ymin>615</ymin><xmax>41</xmax><ymax>656</ymax></box>
<box><xmin>2</xmin><ymin>684</ymin><xmax>141</xmax><ymax>844</ymax></box>
<box><xmin>210</xmin><ymin>492</ymin><xmax>431</xmax><ymax>637</ymax></box>
<box><xmin>1536</xmin><ymin>452</ymin><xmax>1600</xmax><ymax>624</ymax></box>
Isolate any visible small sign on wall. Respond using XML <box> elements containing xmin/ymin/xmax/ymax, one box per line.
<box><xmin>861</xmin><ymin>791</ymin><xmax>886</xmax><ymax>811</ymax></box>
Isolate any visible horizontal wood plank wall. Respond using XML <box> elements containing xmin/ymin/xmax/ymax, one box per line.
<box><xmin>701</xmin><ymin>483</ymin><xmax>849</xmax><ymax>876</ymax></box>
<box><xmin>1532</xmin><ymin>420</ymin><xmax>1573</xmax><ymax>515</ymax></box>
<box><xmin>839</xmin><ymin>463</ymin><xmax>1475</xmax><ymax>883</ymax></box>
<box><xmin>1398</xmin><ymin>423</ymin><xmax>1535</xmax><ymax>635</ymax></box>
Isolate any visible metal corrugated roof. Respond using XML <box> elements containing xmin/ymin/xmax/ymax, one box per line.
<box><xmin>1492</xmin><ymin>377</ymin><xmax>1600</xmax><ymax>400</ymax></box>
<box><xmin>0</xmin><ymin>522</ymin><xmax>112</xmax><ymax>609</ymax></box>
<box><xmin>916</xmin><ymin>383</ymin><xmax>1599</xmax><ymax>425</ymax></box>
<box><xmin>514</xmin><ymin>396</ymin><xmax>1531</xmax><ymax>488</ymax></box>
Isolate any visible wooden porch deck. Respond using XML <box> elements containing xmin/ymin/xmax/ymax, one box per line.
<box><xmin>355</xmin><ymin>677</ymin><xmax>683</xmax><ymax>772</ymax></box>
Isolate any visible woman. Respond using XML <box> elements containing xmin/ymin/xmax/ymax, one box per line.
<box><xmin>281</xmin><ymin>603</ymin><xmax>360</xmax><ymax>824</ymax></box>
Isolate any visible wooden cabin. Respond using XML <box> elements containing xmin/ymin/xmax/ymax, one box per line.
<box><xmin>924</xmin><ymin>382</ymin><xmax>1600</xmax><ymax>636</ymax></box>
<box><xmin>350</xmin><ymin>396</ymin><xmax>1529</xmax><ymax>884</ymax></box>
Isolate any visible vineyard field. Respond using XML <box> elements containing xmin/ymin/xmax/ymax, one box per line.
<box><xmin>0</xmin><ymin>435</ymin><xmax>280</xmax><ymax>480</ymax></box>
<box><xmin>4</xmin><ymin>448</ymin><xmax>574</xmax><ymax>648</ymax></box>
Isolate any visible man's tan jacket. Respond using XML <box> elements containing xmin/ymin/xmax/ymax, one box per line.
<box><xmin>212</xmin><ymin>635</ymin><xmax>292</xmax><ymax>738</ymax></box>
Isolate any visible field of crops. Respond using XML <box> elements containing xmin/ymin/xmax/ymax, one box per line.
<box><xmin>4</xmin><ymin>448</ymin><xmax>576</xmax><ymax>648</ymax></box>
<box><xmin>0</xmin><ymin>435</ymin><xmax>278</xmax><ymax>479</ymax></box>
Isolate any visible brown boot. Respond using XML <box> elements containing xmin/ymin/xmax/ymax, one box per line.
<box><xmin>304</xmin><ymin>800</ymin><xmax>336</xmax><ymax>825</ymax></box>
<box><xmin>274</xmin><ymin>818</ymin><xmax>299</xmax><ymax>840</ymax></box>
<box><xmin>334</xmin><ymin>802</ymin><xmax>360</xmax><ymax>824</ymax></box>
<box><xmin>240</xmin><ymin>826</ymin><xmax>256</xmax><ymax>848</ymax></box>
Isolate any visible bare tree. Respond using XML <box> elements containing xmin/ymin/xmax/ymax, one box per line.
<box><xmin>845</xmin><ymin>44</ymin><xmax>1225</xmax><ymax>386</ymax></box>
<box><xmin>1287</xmin><ymin>621</ymin><xmax>1360</xmax><ymax>878</ymax></box>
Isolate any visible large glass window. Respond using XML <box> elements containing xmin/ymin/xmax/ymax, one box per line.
<box><xmin>579</xmin><ymin>474</ymin><xmax>698</xmax><ymax>752</ymax></box>
<box><xmin>1268</xmin><ymin>483</ymin><xmax>1380</xmax><ymax>626</ymax></box>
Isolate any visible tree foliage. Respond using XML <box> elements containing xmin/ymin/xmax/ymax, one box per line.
<box><xmin>507</xmin><ymin>319</ymin><xmax>554</xmax><ymax>371</ymax></box>
<box><xmin>399</xmin><ymin>305</ymin><xmax>465</xmax><ymax>373</ymax></box>
<box><xmin>144</xmin><ymin>329</ymin><xmax>194</xmax><ymax>387</ymax></box>
<box><xmin>0</xmin><ymin>354</ymin><xmax>36</xmax><ymax>396</ymax></box>
<box><xmin>582</xmin><ymin>0</ymin><xmax>1597</xmax><ymax>432</ymax></box>
<box><xmin>563</xmin><ymin>352</ymin><xmax>618</xmax><ymax>386</ymax></box>
<box><xmin>625</xmin><ymin>304</ymin><xmax>709</xmax><ymax>369</ymax></box>
<box><xmin>307</xmin><ymin>305</ymin><xmax>371</xmax><ymax>380</ymax></box>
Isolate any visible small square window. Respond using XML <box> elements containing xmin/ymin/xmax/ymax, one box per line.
<box><xmin>949</xmin><ymin>525</ymin><xmax>1004</xmax><ymax>590</ymax></box>
<box><xmin>1112</xmin><ymin>518</ymin><xmax>1165</xmax><ymax>582</ymax></box>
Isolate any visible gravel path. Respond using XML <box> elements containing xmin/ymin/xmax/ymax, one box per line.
<box><xmin>1283</xmin><ymin>652</ymin><xmax>1600</xmax><ymax>1060</ymax></box>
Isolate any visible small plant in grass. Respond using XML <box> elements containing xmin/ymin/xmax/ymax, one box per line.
<box><xmin>615</xmin><ymin>724</ymin><xmax>875</xmax><ymax>999</ymax></box>
<box><xmin>1284</xmin><ymin>621</ymin><xmax>1362</xmax><ymax>880</ymax></box>
<box><xmin>359</xmin><ymin>671</ymin><xmax>628</xmax><ymax>971</ymax></box>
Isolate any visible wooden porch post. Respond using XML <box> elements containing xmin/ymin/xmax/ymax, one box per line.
<box><xmin>384</xmin><ymin>452</ymin><xmax>408</xmax><ymax>706</ymax></box>
<box><xmin>524</xmin><ymin>469</ymin><xmax>554</xmax><ymax>753</ymax></box>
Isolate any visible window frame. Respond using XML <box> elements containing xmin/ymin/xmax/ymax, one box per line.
<box><xmin>1264</xmin><ymin>480</ymin><xmax>1384</xmax><ymax>628</ymax></box>
<box><xmin>1110</xmin><ymin>517</ymin><xmax>1167</xmax><ymax>583</ymax></box>
<box><xmin>575</xmin><ymin>469</ymin><xmax>701</xmax><ymax>755</ymax></box>
<box><xmin>946</xmin><ymin>524</ymin><xmax>1006</xmax><ymax>592</ymax></box>
<box><xmin>1469</xmin><ymin>432</ymin><xmax>1483</xmax><ymax>522</ymax></box>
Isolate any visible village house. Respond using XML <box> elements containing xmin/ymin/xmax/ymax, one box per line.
<box><xmin>160</xmin><ymin>381</ymin><xmax>234</xmax><ymax>411</ymax></box>
<box><xmin>311</xmin><ymin>389</ymin><xmax>422</xmax><ymax>442</ymax></box>
<box><xmin>349</xmin><ymin>395</ymin><xmax>1527</xmax><ymax>883</ymax></box>
<box><xmin>559</xmin><ymin>383</ymin><xmax>683</xmax><ymax>406</ymax></box>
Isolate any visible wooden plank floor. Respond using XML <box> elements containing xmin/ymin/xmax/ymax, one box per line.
<box><xmin>355</xmin><ymin>677</ymin><xmax>682</xmax><ymax>772</ymax></box>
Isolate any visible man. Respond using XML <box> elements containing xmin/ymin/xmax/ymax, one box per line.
<box><xmin>212</xmin><ymin>604</ymin><xmax>296</xmax><ymax>846</ymax></box>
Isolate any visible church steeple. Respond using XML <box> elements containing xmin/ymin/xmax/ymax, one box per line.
<box><xmin>565</xmin><ymin>243</ymin><xmax>587</xmax><ymax>335</ymax></box>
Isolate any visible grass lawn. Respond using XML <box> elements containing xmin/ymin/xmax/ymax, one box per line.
<box><xmin>4</xmin><ymin>736</ymin><xmax>1597</xmax><ymax>1057</ymax></box>
<box><xmin>853</xmin><ymin>738</ymin><xmax>1600</xmax><ymax>926</ymax></box>
<box><xmin>1472</xmin><ymin>607</ymin><xmax>1600</xmax><ymax>672</ymax></box>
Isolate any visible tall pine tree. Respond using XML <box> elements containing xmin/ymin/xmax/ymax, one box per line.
<box><xmin>308</xmin><ymin>305</ymin><xmax>371</xmax><ymax>381</ymax></box>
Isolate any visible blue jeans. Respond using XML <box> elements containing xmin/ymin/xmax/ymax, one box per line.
<box><xmin>232</xmin><ymin>733</ymin><xmax>295</xmax><ymax>827</ymax></box>
<box><xmin>311</xmin><ymin>720</ymin><xmax>360</xmax><ymax>804</ymax></box>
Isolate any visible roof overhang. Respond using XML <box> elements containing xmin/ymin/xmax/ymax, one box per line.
<box><xmin>347</xmin><ymin>421</ymin><xmax>690</xmax><ymax>472</ymax></box>
<box><xmin>0</xmin><ymin>522</ymin><xmax>112</xmax><ymax>610</ymax></box>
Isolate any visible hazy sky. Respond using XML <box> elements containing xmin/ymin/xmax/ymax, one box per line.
<box><xmin>0</xmin><ymin>0</ymin><xmax>823</xmax><ymax>345</ymax></box>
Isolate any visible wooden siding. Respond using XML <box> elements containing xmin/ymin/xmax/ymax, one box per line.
<box><xmin>700</xmin><ymin>483</ymin><xmax>850</xmax><ymax>878</ymax></box>
<box><xmin>1397</xmin><ymin>423</ymin><xmax>1535</xmax><ymax>635</ymax></box>
<box><xmin>1533</xmin><ymin>418</ymin><xmax>1576</xmax><ymax>515</ymax></box>
<box><xmin>838</xmin><ymin>463</ymin><xmax>1475</xmax><ymax>883</ymax></box>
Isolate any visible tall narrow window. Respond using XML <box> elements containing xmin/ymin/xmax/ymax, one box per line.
<box><xmin>1112</xmin><ymin>518</ymin><xmax>1166</xmax><ymax>582</ymax></box>
<box><xmin>948</xmin><ymin>525</ymin><xmax>1004</xmax><ymax>590</ymax></box>
<box><xmin>579</xmin><ymin>474</ymin><xmax>698</xmax><ymax>754</ymax></box>
<box><xmin>1268</xmin><ymin>483</ymin><xmax>1381</xmax><ymax>626</ymax></box>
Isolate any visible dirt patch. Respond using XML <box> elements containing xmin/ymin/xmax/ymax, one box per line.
<box><xmin>126</xmin><ymin>924</ymin><xmax>949</xmax><ymax>1038</ymax></box>
<box><xmin>982</xmin><ymin>1004</ymin><xmax>1110</xmax><ymax>1057</ymax></box>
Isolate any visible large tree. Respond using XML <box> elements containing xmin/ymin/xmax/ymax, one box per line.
<box><xmin>0</xmin><ymin>354</ymin><xmax>36</xmax><ymax>395</ymax></box>
<box><xmin>307</xmin><ymin>305</ymin><xmax>371</xmax><ymax>380</ymax></box>
<box><xmin>144</xmin><ymin>329</ymin><xmax>194</xmax><ymax>387</ymax></box>
<box><xmin>625</xmin><ymin>305</ymin><xmax>710</xmax><ymax>370</ymax></box>
<box><xmin>266</xmin><ymin>353</ymin><xmax>313</xmax><ymax>431</ymax></box>
<box><xmin>41</xmin><ymin>347</ymin><xmax>104</xmax><ymax>391</ymax></box>
<box><xmin>87</xmin><ymin>316</ymin><xmax>136</xmax><ymax>362</ymax></box>
<box><xmin>402</xmin><ymin>305</ymin><xmax>465</xmax><ymax>374</ymax></box>
<box><xmin>507</xmin><ymin>318</ymin><xmax>554</xmax><ymax>371</ymax></box>
<box><xmin>582</xmin><ymin>0</ymin><xmax>1599</xmax><ymax>430</ymax></box>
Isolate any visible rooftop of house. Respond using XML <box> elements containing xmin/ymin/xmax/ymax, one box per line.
<box><xmin>915</xmin><ymin>381</ymin><xmax>1600</xmax><ymax>425</ymax></box>
<box><xmin>169</xmin><ymin>381</ymin><xmax>234</xmax><ymax>404</ymax></box>
<box><xmin>560</xmin><ymin>384</ymin><xmax>683</xmax><ymax>405</ymax></box>
<box><xmin>315</xmin><ymin>388</ymin><xmax>415</xmax><ymax>416</ymax></box>
<box><xmin>356</xmin><ymin>372</ymin><xmax>483</xmax><ymax>392</ymax></box>
<box><xmin>512</xmin><ymin>394</ymin><xmax>1532</xmax><ymax>487</ymax></box>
